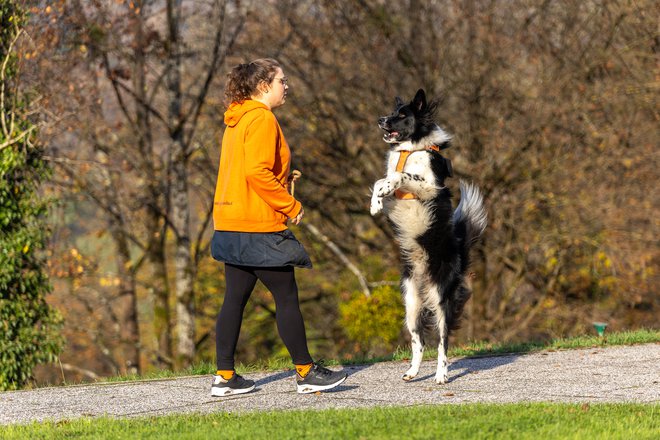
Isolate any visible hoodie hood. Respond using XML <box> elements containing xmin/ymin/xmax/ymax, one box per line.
<box><xmin>224</xmin><ymin>100</ymin><xmax>269</xmax><ymax>127</ymax></box>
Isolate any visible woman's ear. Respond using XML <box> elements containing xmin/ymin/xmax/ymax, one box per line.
<box><xmin>257</xmin><ymin>80</ymin><xmax>271</xmax><ymax>96</ymax></box>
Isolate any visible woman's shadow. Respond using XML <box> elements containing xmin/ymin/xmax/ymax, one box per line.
<box><xmin>255</xmin><ymin>369</ymin><xmax>358</xmax><ymax>393</ymax></box>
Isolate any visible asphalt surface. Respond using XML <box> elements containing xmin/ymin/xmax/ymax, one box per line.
<box><xmin>1</xmin><ymin>344</ymin><xmax>658</xmax><ymax>425</ymax></box>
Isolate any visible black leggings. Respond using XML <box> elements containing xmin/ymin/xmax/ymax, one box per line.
<box><xmin>215</xmin><ymin>263</ymin><xmax>313</xmax><ymax>370</ymax></box>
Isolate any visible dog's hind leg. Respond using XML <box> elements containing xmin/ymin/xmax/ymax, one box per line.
<box><xmin>402</xmin><ymin>277</ymin><xmax>424</xmax><ymax>381</ymax></box>
<box><xmin>432</xmin><ymin>299</ymin><xmax>450</xmax><ymax>384</ymax></box>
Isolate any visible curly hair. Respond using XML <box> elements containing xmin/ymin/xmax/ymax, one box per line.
<box><xmin>223</xmin><ymin>58</ymin><xmax>281</xmax><ymax>107</ymax></box>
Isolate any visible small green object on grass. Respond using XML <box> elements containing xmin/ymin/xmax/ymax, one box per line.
<box><xmin>593</xmin><ymin>322</ymin><xmax>608</xmax><ymax>337</ymax></box>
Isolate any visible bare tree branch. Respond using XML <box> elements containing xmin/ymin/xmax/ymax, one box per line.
<box><xmin>302</xmin><ymin>222</ymin><xmax>371</xmax><ymax>298</ymax></box>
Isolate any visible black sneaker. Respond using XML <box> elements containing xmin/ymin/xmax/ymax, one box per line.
<box><xmin>296</xmin><ymin>363</ymin><xmax>347</xmax><ymax>394</ymax></box>
<box><xmin>211</xmin><ymin>373</ymin><xmax>255</xmax><ymax>397</ymax></box>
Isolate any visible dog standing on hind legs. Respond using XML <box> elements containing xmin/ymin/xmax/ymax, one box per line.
<box><xmin>370</xmin><ymin>89</ymin><xmax>487</xmax><ymax>384</ymax></box>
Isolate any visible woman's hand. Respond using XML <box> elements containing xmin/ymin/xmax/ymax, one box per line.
<box><xmin>291</xmin><ymin>206</ymin><xmax>304</xmax><ymax>225</ymax></box>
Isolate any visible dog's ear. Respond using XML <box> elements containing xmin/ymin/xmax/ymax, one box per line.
<box><xmin>412</xmin><ymin>89</ymin><xmax>427</xmax><ymax>113</ymax></box>
<box><xmin>395</xmin><ymin>96</ymin><xmax>404</xmax><ymax>107</ymax></box>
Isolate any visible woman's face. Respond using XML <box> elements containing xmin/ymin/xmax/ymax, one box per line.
<box><xmin>259</xmin><ymin>67</ymin><xmax>288</xmax><ymax>109</ymax></box>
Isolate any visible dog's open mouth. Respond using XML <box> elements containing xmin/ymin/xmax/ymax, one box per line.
<box><xmin>382</xmin><ymin>129</ymin><xmax>400</xmax><ymax>142</ymax></box>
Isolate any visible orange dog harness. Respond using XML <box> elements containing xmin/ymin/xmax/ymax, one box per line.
<box><xmin>394</xmin><ymin>145</ymin><xmax>441</xmax><ymax>200</ymax></box>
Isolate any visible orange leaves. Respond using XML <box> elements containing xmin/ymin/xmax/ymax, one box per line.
<box><xmin>122</xmin><ymin>1</ymin><xmax>141</xmax><ymax>15</ymax></box>
<box><xmin>50</xmin><ymin>247</ymin><xmax>94</xmax><ymax>280</ymax></box>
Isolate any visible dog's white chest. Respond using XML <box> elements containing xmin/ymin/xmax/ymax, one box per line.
<box><xmin>386</xmin><ymin>149</ymin><xmax>432</xmax><ymax>178</ymax></box>
<box><xmin>379</xmin><ymin>148</ymin><xmax>436</xmax><ymax>252</ymax></box>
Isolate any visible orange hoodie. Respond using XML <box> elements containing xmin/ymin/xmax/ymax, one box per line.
<box><xmin>213</xmin><ymin>100</ymin><xmax>302</xmax><ymax>233</ymax></box>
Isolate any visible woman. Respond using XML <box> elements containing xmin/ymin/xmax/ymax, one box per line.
<box><xmin>210</xmin><ymin>58</ymin><xmax>347</xmax><ymax>396</ymax></box>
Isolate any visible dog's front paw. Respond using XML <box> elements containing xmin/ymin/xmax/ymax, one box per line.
<box><xmin>372</xmin><ymin>178</ymin><xmax>390</xmax><ymax>198</ymax></box>
<box><xmin>370</xmin><ymin>196</ymin><xmax>383</xmax><ymax>215</ymax></box>
<box><xmin>374</xmin><ymin>173</ymin><xmax>402</xmax><ymax>197</ymax></box>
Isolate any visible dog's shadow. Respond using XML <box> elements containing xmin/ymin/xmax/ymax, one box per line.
<box><xmin>421</xmin><ymin>353</ymin><xmax>520</xmax><ymax>383</ymax></box>
<box><xmin>349</xmin><ymin>353</ymin><xmax>520</xmax><ymax>384</ymax></box>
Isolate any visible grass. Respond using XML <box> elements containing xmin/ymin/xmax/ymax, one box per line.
<box><xmin>445</xmin><ymin>327</ymin><xmax>660</xmax><ymax>358</ymax></box>
<box><xmin>1</xmin><ymin>403</ymin><xmax>658</xmax><ymax>439</ymax></box>
<box><xmin>97</xmin><ymin>327</ymin><xmax>660</xmax><ymax>384</ymax></box>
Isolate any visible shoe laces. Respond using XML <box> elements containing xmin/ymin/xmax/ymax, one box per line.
<box><xmin>229</xmin><ymin>373</ymin><xmax>248</xmax><ymax>384</ymax></box>
<box><xmin>313</xmin><ymin>360</ymin><xmax>333</xmax><ymax>377</ymax></box>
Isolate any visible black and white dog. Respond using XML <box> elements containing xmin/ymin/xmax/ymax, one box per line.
<box><xmin>370</xmin><ymin>89</ymin><xmax>487</xmax><ymax>384</ymax></box>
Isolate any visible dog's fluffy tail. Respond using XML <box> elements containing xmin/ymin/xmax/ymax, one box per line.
<box><xmin>453</xmin><ymin>180</ymin><xmax>487</xmax><ymax>248</ymax></box>
<box><xmin>445</xmin><ymin>181</ymin><xmax>487</xmax><ymax>332</ymax></box>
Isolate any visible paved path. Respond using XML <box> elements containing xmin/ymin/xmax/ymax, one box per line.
<box><xmin>1</xmin><ymin>344</ymin><xmax>658</xmax><ymax>425</ymax></box>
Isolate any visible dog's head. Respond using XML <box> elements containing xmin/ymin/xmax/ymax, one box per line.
<box><xmin>378</xmin><ymin>89</ymin><xmax>439</xmax><ymax>144</ymax></box>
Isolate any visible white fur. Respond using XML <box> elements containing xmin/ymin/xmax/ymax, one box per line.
<box><xmin>402</xmin><ymin>278</ymin><xmax>424</xmax><ymax>380</ymax></box>
<box><xmin>454</xmin><ymin>180</ymin><xmax>488</xmax><ymax>240</ymax></box>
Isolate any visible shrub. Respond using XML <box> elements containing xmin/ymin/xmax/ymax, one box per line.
<box><xmin>339</xmin><ymin>285</ymin><xmax>404</xmax><ymax>355</ymax></box>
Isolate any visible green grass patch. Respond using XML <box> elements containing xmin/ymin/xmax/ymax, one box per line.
<box><xmin>1</xmin><ymin>403</ymin><xmax>658</xmax><ymax>439</ymax></box>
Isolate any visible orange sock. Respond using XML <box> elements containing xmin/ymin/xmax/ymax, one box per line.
<box><xmin>216</xmin><ymin>369</ymin><xmax>235</xmax><ymax>380</ymax></box>
<box><xmin>295</xmin><ymin>363</ymin><xmax>313</xmax><ymax>378</ymax></box>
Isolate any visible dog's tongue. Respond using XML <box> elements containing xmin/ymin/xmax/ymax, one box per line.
<box><xmin>391</xmin><ymin>131</ymin><xmax>399</xmax><ymax>137</ymax></box>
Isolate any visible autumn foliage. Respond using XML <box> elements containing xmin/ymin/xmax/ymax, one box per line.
<box><xmin>14</xmin><ymin>0</ymin><xmax>658</xmax><ymax>385</ymax></box>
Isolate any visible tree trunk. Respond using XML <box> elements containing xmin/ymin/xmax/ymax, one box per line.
<box><xmin>167</xmin><ymin>0</ymin><xmax>195</xmax><ymax>367</ymax></box>
<box><xmin>132</xmin><ymin>0</ymin><xmax>173</xmax><ymax>368</ymax></box>
<box><xmin>466</xmin><ymin>0</ymin><xmax>484</xmax><ymax>163</ymax></box>
<box><xmin>112</xmin><ymin>228</ymin><xmax>141</xmax><ymax>375</ymax></box>
<box><xmin>172</xmin><ymin>145</ymin><xmax>195</xmax><ymax>367</ymax></box>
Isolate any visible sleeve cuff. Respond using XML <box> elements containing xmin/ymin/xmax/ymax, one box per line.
<box><xmin>288</xmin><ymin>200</ymin><xmax>302</xmax><ymax>219</ymax></box>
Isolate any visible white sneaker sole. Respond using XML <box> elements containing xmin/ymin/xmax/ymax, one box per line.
<box><xmin>211</xmin><ymin>384</ymin><xmax>255</xmax><ymax>397</ymax></box>
<box><xmin>296</xmin><ymin>375</ymin><xmax>347</xmax><ymax>394</ymax></box>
